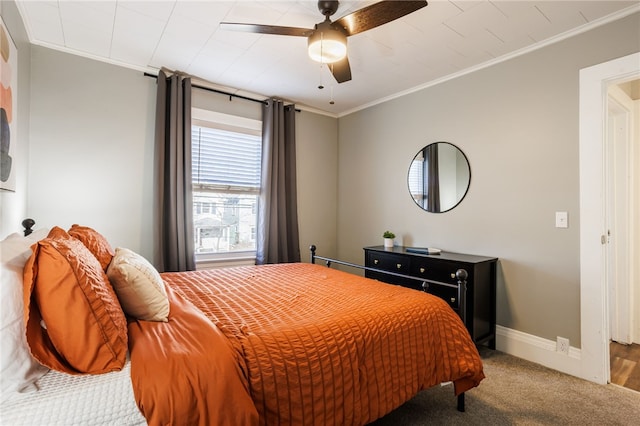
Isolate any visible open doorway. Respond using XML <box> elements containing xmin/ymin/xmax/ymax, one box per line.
<box><xmin>579</xmin><ymin>52</ymin><xmax>640</xmax><ymax>386</ymax></box>
<box><xmin>606</xmin><ymin>80</ymin><xmax>639</xmax><ymax>392</ymax></box>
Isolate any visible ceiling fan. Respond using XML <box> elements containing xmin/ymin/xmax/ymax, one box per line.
<box><xmin>220</xmin><ymin>1</ymin><xmax>428</xmax><ymax>84</ymax></box>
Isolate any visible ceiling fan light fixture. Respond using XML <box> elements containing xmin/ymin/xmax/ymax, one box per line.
<box><xmin>221</xmin><ymin>0</ymin><xmax>429</xmax><ymax>83</ymax></box>
<box><xmin>308</xmin><ymin>28</ymin><xmax>347</xmax><ymax>64</ymax></box>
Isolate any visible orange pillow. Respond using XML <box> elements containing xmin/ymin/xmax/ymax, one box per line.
<box><xmin>68</xmin><ymin>224</ymin><xmax>115</xmax><ymax>271</ymax></box>
<box><xmin>23</xmin><ymin>227</ymin><xmax>128</xmax><ymax>374</ymax></box>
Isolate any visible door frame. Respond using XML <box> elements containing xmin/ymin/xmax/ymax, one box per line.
<box><xmin>579</xmin><ymin>52</ymin><xmax>639</xmax><ymax>384</ymax></box>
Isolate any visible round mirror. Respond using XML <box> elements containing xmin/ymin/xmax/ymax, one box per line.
<box><xmin>407</xmin><ymin>142</ymin><xmax>471</xmax><ymax>213</ymax></box>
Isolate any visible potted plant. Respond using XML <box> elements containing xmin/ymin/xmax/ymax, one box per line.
<box><xmin>383</xmin><ymin>231</ymin><xmax>395</xmax><ymax>248</ymax></box>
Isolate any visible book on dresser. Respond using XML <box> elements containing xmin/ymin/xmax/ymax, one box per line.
<box><xmin>363</xmin><ymin>245</ymin><xmax>498</xmax><ymax>348</ymax></box>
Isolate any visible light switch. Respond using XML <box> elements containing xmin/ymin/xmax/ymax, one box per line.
<box><xmin>555</xmin><ymin>211</ymin><xmax>568</xmax><ymax>228</ymax></box>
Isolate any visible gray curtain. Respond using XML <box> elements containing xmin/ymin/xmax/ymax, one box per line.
<box><xmin>426</xmin><ymin>143</ymin><xmax>440</xmax><ymax>212</ymax></box>
<box><xmin>154</xmin><ymin>70</ymin><xmax>195</xmax><ymax>272</ymax></box>
<box><xmin>256</xmin><ymin>99</ymin><xmax>300</xmax><ymax>264</ymax></box>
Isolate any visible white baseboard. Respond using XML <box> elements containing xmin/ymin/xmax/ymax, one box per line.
<box><xmin>495</xmin><ymin>325</ymin><xmax>583</xmax><ymax>379</ymax></box>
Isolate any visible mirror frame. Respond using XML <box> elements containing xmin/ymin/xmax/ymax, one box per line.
<box><xmin>407</xmin><ymin>142</ymin><xmax>471</xmax><ymax>213</ymax></box>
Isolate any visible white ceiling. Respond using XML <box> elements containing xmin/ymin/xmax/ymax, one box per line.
<box><xmin>15</xmin><ymin>0</ymin><xmax>640</xmax><ymax>115</ymax></box>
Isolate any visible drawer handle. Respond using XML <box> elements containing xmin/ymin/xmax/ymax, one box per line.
<box><xmin>374</xmin><ymin>259</ymin><xmax>379</xmax><ymax>265</ymax></box>
<box><xmin>450</xmin><ymin>273</ymin><xmax>456</xmax><ymax>279</ymax></box>
<box><xmin>396</xmin><ymin>263</ymin><xmax>402</xmax><ymax>269</ymax></box>
<box><xmin>450</xmin><ymin>297</ymin><xmax>456</xmax><ymax>303</ymax></box>
<box><xmin>420</xmin><ymin>267</ymin><xmax>425</xmax><ymax>273</ymax></box>
<box><xmin>422</xmin><ymin>282</ymin><xmax>429</xmax><ymax>291</ymax></box>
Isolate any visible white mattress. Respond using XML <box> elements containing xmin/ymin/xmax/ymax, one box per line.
<box><xmin>0</xmin><ymin>361</ymin><xmax>146</xmax><ymax>425</ymax></box>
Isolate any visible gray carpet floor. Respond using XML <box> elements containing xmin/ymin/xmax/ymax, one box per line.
<box><xmin>371</xmin><ymin>347</ymin><xmax>640</xmax><ymax>425</ymax></box>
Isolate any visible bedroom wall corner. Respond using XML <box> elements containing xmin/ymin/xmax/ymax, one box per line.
<box><xmin>0</xmin><ymin>1</ymin><xmax>32</xmax><ymax>239</ymax></box>
<box><xmin>295</xmin><ymin>111</ymin><xmax>339</xmax><ymax>263</ymax></box>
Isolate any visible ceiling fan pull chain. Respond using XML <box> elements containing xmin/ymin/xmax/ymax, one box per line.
<box><xmin>318</xmin><ymin>63</ymin><xmax>325</xmax><ymax>90</ymax></box>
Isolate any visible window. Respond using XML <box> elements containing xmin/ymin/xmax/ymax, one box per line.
<box><xmin>192</xmin><ymin>109</ymin><xmax>261</xmax><ymax>259</ymax></box>
<box><xmin>408</xmin><ymin>150</ymin><xmax>425</xmax><ymax>205</ymax></box>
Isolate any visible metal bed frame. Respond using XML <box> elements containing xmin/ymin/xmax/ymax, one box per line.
<box><xmin>310</xmin><ymin>245</ymin><xmax>469</xmax><ymax>412</ymax></box>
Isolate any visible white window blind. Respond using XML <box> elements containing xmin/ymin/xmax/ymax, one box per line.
<box><xmin>192</xmin><ymin>126</ymin><xmax>261</xmax><ymax>192</ymax></box>
<box><xmin>408</xmin><ymin>154</ymin><xmax>424</xmax><ymax>198</ymax></box>
<box><xmin>191</xmin><ymin>117</ymin><xmax>262</xmax><ymax>258</ymax></box>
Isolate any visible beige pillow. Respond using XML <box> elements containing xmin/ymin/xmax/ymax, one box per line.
<box><xmin>107</xmin><ymin>248</ymin><xmax>169</xmax><ymax>322</ymax></box>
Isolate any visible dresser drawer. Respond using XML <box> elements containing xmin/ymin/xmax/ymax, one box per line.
<box><xmin>423</xmin><ymin>282</ymin><xmax>459</xmax><ymax>309</ymax></box>
<box><xmin>365</xmin><ymin>251</ymin><xmax>419</xmax><ymax>289</ymax></box>
<box><xmin>410</xmin><ymin>260</ymin><xmax>461</xmax><ymax>284</ymax></box>
<box><xmin>366</xmin><ymin>251</ymin><xmax>410</xmax><ymax>274</ymax></box>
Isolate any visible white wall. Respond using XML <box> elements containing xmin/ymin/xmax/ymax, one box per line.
<box><xmin>0</xmin><ymin>2</ymin><xmax>31</xmax><ymax>238</ymax></box>
<box><xmin>337</xmin><ymin>13</ymin><xmax>640</xmax><ymax>348</ymax></box>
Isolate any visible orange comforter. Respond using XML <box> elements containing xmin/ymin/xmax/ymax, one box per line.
<box><xmin>129</xmin><ymin>263</ymin><xmax>484</xmax><ymax>425</ymax></box>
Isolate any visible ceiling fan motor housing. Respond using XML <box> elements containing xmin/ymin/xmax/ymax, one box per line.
<box><xmin>318</xmin><ymin>1</ymin><xmax>340</xmax><ymax>17</ymax></box>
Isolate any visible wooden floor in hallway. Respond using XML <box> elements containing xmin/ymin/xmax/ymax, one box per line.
<box><xmin>610</xmin><ymin>341</ymin><xmax>640</xmax><ymax>392</ymax></box>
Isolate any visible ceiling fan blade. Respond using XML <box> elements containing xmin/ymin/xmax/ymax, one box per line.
<box><xmin>330</xmin><ymin>56</ymin><xmax>352</xmax><ymax>83</ymax></box>
<box><xmin>219</xmin><ymin>22</ymin><xmax>312</xmax><ymax>37</ymax></box>
<box><xmin>334</xmin><ymin>1</ymin><xmax>428</xmax><ymax>36</ymax></box>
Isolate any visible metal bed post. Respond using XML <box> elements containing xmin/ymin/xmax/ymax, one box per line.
<box><xmin>455</xmin><ymin>269</ymin><xmax>468</xmax><ymax>413</ymax></box>
<box><xmin>22</xmin><ymin>218</ymin><xmax>35</xmax><ymax>236</ymax></box>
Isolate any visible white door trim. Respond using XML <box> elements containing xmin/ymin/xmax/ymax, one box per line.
<box><xmin>579</xmin><ymin>52</ymin><xmax>640</xmax><ymax>384</ymax></box>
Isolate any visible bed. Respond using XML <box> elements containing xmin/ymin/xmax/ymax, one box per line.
<box><xmin>1</xmin><ymin>221</ymin><xmax>484</xmax><ymax>425</ymax></box>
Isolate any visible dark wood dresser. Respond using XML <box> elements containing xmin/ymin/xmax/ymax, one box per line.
<box><xmin>363</xmin><ymin>245</ymin><xmax>497</xmax><ymax>348</ymax></box>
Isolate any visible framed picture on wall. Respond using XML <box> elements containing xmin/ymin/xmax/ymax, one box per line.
<box><xmin>1</xmin><ymin>16</ymin><xmax>18</xmax><ymax>192</ymax></box>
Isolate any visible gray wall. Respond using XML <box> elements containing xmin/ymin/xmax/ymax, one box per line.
<box><xmin>337</xmin><ymin>12</ymin><xmax>640</xmax><ymax>347</ymax></box>
<box><xmin>21</xmin><ymin>45</ymin><xmax>337</xmax><ymax>266</ymax></box>
<box><xmin>28</xmin><ymin>46</ymin><xmax>158</xmax><ymax>258</ymax></box>
<box><xmin>296</xmin><ymin>111</ymin><xmax>338</xmax><ymax>263</ymax></box>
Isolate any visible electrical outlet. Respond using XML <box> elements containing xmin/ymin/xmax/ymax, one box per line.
<box><xmin>556</xmin><ymin>336</ymin><xmax>570</xmax><ymax>355</ymax></box>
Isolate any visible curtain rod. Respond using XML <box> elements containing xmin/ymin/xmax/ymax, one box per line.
<box><xmin>145</xmin><ymin>72</ymin><xmax>300</xmax><ymax>112</ymax></box>
<box><xmin>145</xmin><ymin>72</ymin><xmax>268</xmax><ymax>106</ymax></box>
